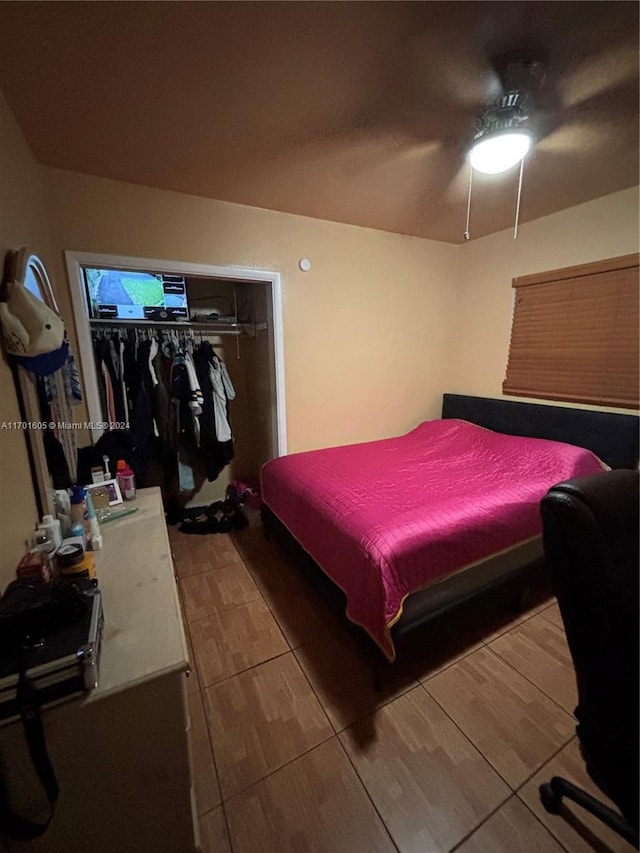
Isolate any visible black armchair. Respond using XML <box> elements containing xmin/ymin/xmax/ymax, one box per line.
<box><xmin>539</xmin><ymin>469</ymin><xmax>639</xmax><ymax>847</ymax></box>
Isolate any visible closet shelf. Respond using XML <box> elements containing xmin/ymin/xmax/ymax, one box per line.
<box><xmin>88</xmin><ymin>318</ymin><xmax>267</xmax><ymax>335</ymax></box>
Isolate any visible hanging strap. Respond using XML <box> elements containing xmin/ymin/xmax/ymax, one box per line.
<box><xmin>513</xmin><ymin>157</ymin><xmax>525</xmax><ymax>240</ymax></box>
<box><xmin>0</xmin><ymin>669</ymin><xmax>59</xmax><ymax>840</ymax></box>
<box><xmin>464</xmin><ymin>163</ymin><xmax>473</xmax><ymax>241</ymax></box>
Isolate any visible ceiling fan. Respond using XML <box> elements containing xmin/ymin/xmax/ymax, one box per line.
<box><xmin>277</xmin><ymin>9</ymin><xmax>637</xmax><ymax>239</ymax></box>
<box><xmin>420</xmin><ymin>41</ymin><xmax>636</xmax><ymax>238</ymax></box>
<box><xmin>459</xmin><ymin>52</ymin><xmax>548</xmax><ymax>238</ymax></box>
<box><xmin>289</xmin><ymin>47</ymin><xmax>564</xmax><ymax>195</ymax></box>
<box><xmin>466</xmin><ymin>52</ymin><xmax>547</xmax><ymax>174</ymax></box>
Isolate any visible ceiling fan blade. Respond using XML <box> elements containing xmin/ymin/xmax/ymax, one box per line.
<box><xmin>336</xmin><ymin>135</ymin><xmax>442</xmax><ymax>178</ymax></box>
<box><xmin>559</xmin><ymin>41</ymin><xmax>639</xmax><ymax>110</ymax></box>
<box><xmin>443</xmin><ymin>161</ymin><xmax>472</xmax><ymax>205</ymax></box>
<box><xmin>264</xmin><ymin>124</ymin><xmax>444</xmax><ymax>184</ymax></box>
<box><xmin>535</xmin><ymin>67</ymin><xmax>639</xmax><ymax>154</ymax></box>
<box><xmin>536</xmin><ymin>114</ymin><xmax>636</xmax><ymax>158</ymax></box>
<box><xmin>341</xmin><ymin>15</ymin><xmax>504</xmax><ymax>147</ymax></box>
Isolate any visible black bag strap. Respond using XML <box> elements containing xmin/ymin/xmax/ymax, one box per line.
<box><xmin>0</xmin><ymin>668</ymin><xmax>59</xmax><ymax>840</ymax></box>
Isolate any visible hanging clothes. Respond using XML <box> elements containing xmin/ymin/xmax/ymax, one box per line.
<box><xmin>94</xmin><ymin>335</ymin><xmax>126</xmax><ymax>423</ymax></box>
<box><xmin>194</xmin><ymin>341</ymin><xmax>235</xmax><ymax>482</ymax></box>
<box><xmin>209</xmin><ymin>354</ymin><xmax>233</xmax><ymax>442</ymax></box>
<box><xmin>151</xmin><ymin>345</ymin><xmax>170</xmax><ymax>445</ymax></box>
<box><xmin>170</xmin><ymin>350</ymin><xmax>199</xmax><ymax>492</ymax></box>
<box><xmin>40</xmin><ymin>340</ymin><xmax>83</xmax><ymax>484</ymax></box>
<box><xmin>36</xmin><ymin>375</ymin><xmax>71</xmax><ymax>489</ymax></box>
<box><xmin>128</xmin><ymin>338</ymin><xmax>158</xmax><ymax>486</ymax></box>
<box><xmin>184</xmin><ymin>350</ymin><xmax>203</xmax><ymax>447</ymax></box>
<box><xmin>119</xmin><ymin>337</ymin><xmax>129</xmax><ymax>425</ymax></box>
<box><xmin>89</xmin><ymin>325</ymin><xmax>238</xmax><ymax>495</ymax></box>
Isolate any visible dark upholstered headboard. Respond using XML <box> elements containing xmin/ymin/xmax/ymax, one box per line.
<box><xmin>442</xmin><ymin>394</ymin><xmax>639</xmax><ymax>470</ymax></box>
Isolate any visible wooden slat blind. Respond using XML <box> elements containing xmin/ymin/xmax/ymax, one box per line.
<box><xmin>503</xmin><ymin>254</ymin><xmax>639</xmax><ymax>409</ymax></box>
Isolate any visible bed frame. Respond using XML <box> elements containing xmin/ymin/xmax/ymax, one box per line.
<box><xmin>441</xmin><ymin>394</ymin><xmax>638</xmax><ymax>471</ymax></box>
<box><xmin>261</xmin><ymin>394</ymin><xmax>639</xmax><ymax>672</ymax></box>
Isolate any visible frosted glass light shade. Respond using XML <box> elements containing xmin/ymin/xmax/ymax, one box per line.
<box><xmin>469</xmin><ymin>131</ymin><xmax>532</xmax><ymax>174</ymax></box>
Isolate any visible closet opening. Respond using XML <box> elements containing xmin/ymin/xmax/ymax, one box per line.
<box><xmin>66</xmin><ymin>251</ymin><xmax>286</xmax><ymax>517</ymax></box>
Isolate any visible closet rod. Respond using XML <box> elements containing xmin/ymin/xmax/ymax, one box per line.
<box><xmin>89</xmin><ymin>318</ymin><xmax>244</xmax><ymax>335</ymax></box>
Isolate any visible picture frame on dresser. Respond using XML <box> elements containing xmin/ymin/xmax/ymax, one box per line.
<box><xmin>84</xmin><ymin>478</ymin><xmax>123</xmax><ymax>508</ymax></box>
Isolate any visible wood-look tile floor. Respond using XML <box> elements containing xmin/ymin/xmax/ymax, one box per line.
<box><xmin>169</xmin><ymin>525</ymin><xmax>633</xmax><ymax>853</ymax></box>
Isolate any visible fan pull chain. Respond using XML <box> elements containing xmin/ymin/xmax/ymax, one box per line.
<box><xmin>464</xmin><ymin>164</ymin><xmax>473</xmax><ymax>241</ymax></box>
<box><xmin>513</xmin><ymin>157</ymin><xmax>525</xmax><ymax>240</ymax></box>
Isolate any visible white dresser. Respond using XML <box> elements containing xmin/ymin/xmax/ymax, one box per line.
<box><xmin>3</xmin><ymin>487</ymin><xmax>197</xmax><ymax>853</ymax></box>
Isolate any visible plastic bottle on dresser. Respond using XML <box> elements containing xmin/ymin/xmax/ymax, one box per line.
<box><xmin>53</xmin><ymin>489</ymin><xmax>72</xmax><ymax>538</ymax></box>
<box><xmin>31</xmin><ymin>528</ymin><xmax>57</xmax><ymax>577</ymax></box>
<box><xmin>69</xmin><ymin>522</ymin><xmax>86</xmax><ymax>548</ymax></box>
<box><xmin>39</xmin><ymin>514</ymin><xmax>63</xmax><ymax>549</ymax></box>
<box><xmin>85</xmin><ymin>491</ymin><xmax>103</xmax><ymax>551</ymax></box>
<box><xmin>70</xmin><ymin>486</ymin><xmax>88</xmax><ymax>523</ymax></box>
<box><xmin>32</xmin><ymin>528</ymin><xmax>56</xmax><ymax>558</ymax></box>
<box><xmin>116</xmin><ymin>460</ymin><xmax>136</xmax><ymax>501</ymax></box>
<box><xmin>69</xmin><ymin>486</ymin><xmax>88</xmax><ymax>544</ymax></box>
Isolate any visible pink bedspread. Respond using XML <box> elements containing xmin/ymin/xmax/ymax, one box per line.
<box><xmin>261</xmin><ymin>419</ymin><xmax>605</xmax><ymax>659</ymax></box>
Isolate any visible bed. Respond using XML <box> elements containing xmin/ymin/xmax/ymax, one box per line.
<box><xmin>260</xmin><ymin>394</ymin><xmax>639</xmax><ymax>662</ymax></box>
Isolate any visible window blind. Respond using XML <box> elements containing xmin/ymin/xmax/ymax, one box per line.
<box><xmin>503</xmin><ymin>254</ymin><xmax>639</xmax><ymax>410</ymax></box>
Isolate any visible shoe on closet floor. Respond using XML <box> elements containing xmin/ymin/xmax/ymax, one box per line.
<box><xmin>178</xmin><ymin>513</ymin><xmax>211</xmax><ymax>535</ymax></box>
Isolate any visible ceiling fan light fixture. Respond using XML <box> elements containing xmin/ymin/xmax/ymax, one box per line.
<box><xmin>468</xmin><ymin>129</ymin><xmax>533</xmax><ymax>174</ymax></box>
<box><xmin>463</xmin><ymin>61</ymin><xmax>543</xmax><ymax>239</ymax></box>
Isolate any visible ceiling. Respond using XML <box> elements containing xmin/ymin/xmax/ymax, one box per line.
<box><xmin>0</xmin><ymin>1</ymin><xmax>638</xmax><ymax>244</ymax></box>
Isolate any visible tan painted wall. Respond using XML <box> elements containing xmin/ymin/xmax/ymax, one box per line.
<box><xmin>1</xmin><ymin>92</ymin><xmax>637</xmax><ymax>586</ymax></box>
<box><xmin>0</xmin><ymin>91</ymin><xmax>56</xmax><ymax>585</ymax></box>
<box><xmin>447</xmin><ymin>187</ymin><xmax>640</xmax><ymax>412</ymax></box>
<box><xmin>42</xmin><ymin>168</ymin><xmax>459</xmax><ymax>455</ymax></box>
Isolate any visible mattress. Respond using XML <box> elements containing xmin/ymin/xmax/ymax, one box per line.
<box><xmin>261</xmin><ymin>418</ymin><xmax>605</xmax><ymax>659</ymax></box>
